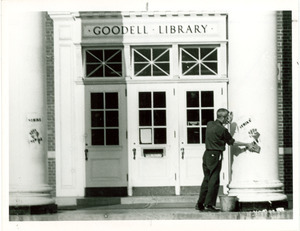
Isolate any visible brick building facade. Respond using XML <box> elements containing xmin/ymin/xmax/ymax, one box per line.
<box><xmin>45</xmin><ymin>11</ymin><xmax>293</xmax><ymax>198</ymax></box>
<box><xmin>277</xmin><ymin>11</ymin><xmax>293</xmax><ymax>194</ymax></box>
<box><xmin>46</xmin><ymin>13</ymin><xmax>56</xmax><ymax>197</ymax></box>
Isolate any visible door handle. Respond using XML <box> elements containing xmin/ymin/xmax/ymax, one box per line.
<box><xmin>181</xmin><ymin>148</ymin><xmax>184</xmax><ymax>159</ymax></box>
<box><xmin>85</xmin><ymin>149</ymin><xmax>88</xmax><ymax>161</ymax></box>
<box><xmin>133</xmin><ymin>148</ymin><xmax>136</xmax><ymax>160</ymax></box>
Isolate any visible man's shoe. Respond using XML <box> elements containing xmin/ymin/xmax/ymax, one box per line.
<box><xmin>195</xmin><ymin>204</ymin><xmax>205</xmax><ymax>211</ymax></box>
<box><xmin>204</xmin><ymin>205</ymin><xmax>220</xmax><ymax>212</ymax></box>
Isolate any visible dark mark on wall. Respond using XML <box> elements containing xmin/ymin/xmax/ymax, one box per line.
<box><xmin>29</xmin><ymin>129</ymin><xmax>43</xmax><ymax>144</ymax></box>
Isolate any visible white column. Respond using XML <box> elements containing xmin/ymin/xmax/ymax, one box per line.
<box><xmin>228</xmin><ymin>11</ymin><xmax>287</xmax><ymax>203</ymax></box>
<box><xmin>9</xmin><ymin>12</ymin><xmax>55</xmax><ymax>207</ymax></box>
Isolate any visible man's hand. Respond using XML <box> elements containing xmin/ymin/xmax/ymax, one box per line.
<box><xmin>247</xmin><ymin>142</ymin><xmax>261</xmax><ymax>153</ymax></box>
<box><xmin>246</xmin><ymin>142</ymin><xmax>255</xmax><ymax>151</ymax></box>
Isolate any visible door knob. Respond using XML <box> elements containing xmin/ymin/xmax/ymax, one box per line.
<box><xmin>85</xmin><ymin>149</ymin><xmax>88</xmax><ymax>161</ymax></box>
<box><xmin>133</xmin><ymin>148</ymin><xmax>136</xmax><ymax>160</ymax></box>
<box><xmin>181</xmin><ymin>148</ymin><xmax>184</xmax><ymax>159</ymax></box>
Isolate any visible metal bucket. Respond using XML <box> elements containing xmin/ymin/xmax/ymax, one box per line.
<box><xmin>219</xmin><ymin>195</ymin><xmax>238</xmax><ymax>212</ymax></box>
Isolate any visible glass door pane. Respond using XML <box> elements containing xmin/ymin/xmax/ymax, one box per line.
<box><xmin>138</xmin><ymin>91</ymin><xmax>167</xmax><ymax>144</ymax></box>
<box><xmin>90</xmin><ymin>92</ymin><xmax>120</xmax><ymax>146</ymax></box>
<box><xmin>186</xmin><ymin>90</ymin><xmax>214</xmax><ymax>144</ymax></box>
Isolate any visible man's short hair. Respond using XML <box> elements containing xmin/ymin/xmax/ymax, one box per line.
<box><xmin>217</xmin><ymin>108</ymin><xmax>229</xmax><ymax>118</ymax></box>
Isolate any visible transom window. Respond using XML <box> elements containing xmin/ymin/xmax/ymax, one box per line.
<box><xmin>186</xmin><ymin>91</ymin><xmax>214</xmax><ymax>144</ymax></box>
<box><xmin>84</xmin><ymin>45</ymin><xmax>224</xmax><ymax>79</ymax></box>
<box><xmin>85</xmin><ymin>49</ymin><xmax>123</xmax><ymax>77</ymax></box>
<box><xmin>90</xmin><ymin>92</ymin><xmax>119</xmax><ymax>145</ymax></box>
<box><xmin>133</xmin><ymin>48</ymin><xmax>170</xmax><ymax>77</ymax></box>
<box><xmin>139</xmin><ymin>92</ymin><xmax>167</xmax><ymax>144</ymax></box>
<box><xmin>181</xmin><ymin>46</ymin><xmax>218</xmax><ymax>76</ymax></box>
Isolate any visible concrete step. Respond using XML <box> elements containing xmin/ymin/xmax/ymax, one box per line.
<box><xmin>76</xmin><ymin>197</ymin><xmax>121</xmax><ymax>208</ymax></box>
<box><xmin>56</xmin><ymin>194</ymin><xmax>293</xmax><ymax>210</ymax></box>
<box><xmin>9</xmin><ymin>204</ymin><xmax>293</xmax><ymax>221</ymax></box>
<box><xmin>75</xmin><ymin>196</ymin><xmax>202</xmax><ymax>208</ymax></box>
<box><xmin>121</xmin><ymin>195</ymin><xmax>200</xmax><ymax>204</ymax></box>
<box><xmin>57</xmin><ymin>195</ymin><xmax>213</xmax><ymax>210</ymax></box>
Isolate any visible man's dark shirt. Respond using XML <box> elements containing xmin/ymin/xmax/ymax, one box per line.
<box><xmin>205</xmin><ymin>120</ymin><xmax>235</xmax><ymax>151</ymax></box>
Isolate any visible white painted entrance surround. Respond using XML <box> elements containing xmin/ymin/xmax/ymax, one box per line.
<box><xmin>49</xmin><ymin>12</ymin><xmax>229</xmax><ymax>197</ymax></box>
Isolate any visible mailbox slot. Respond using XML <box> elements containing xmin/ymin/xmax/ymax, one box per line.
<box><xmin>143</xmin><ymin>148</ymin><xmax>164</xmax><ymax>158</ymax></box>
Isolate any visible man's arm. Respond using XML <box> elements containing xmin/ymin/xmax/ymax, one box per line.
<box><xmin>224</xmin><ymin>129</ymin><xmax>253</xmax><ymax>149</ymax></box>
<box><xmin>233</xmin><ymin>141</ymin><xmax>253</xmax><ymax>149</ymax></box>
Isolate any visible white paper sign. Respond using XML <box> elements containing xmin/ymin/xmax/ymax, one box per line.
<box><xmin>140</xmin><ymin>128</ymin><xmax>152</xmax><ymax>144</ymax></box>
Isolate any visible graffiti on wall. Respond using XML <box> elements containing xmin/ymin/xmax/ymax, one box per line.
<box><xmin>232</xmin><ymin>116</ymin><xmax>261</xmax><ymax>154</ymax></box>
<box><xmin>27</xmin><ymin>114</ymin><xmax>43</xmax><ymax>145</ymax></box>
<box><xmin>29</xmin><ymin>128</ymin><xmax>43</xmax><ymax>144</ymax></box>
<box><xmin>248</xmin><ymin>128</ymin><xmax>261</xmax><ymax>153</ymax></box>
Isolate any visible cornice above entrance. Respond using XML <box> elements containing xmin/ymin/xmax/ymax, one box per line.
<box><xmin>75</xmin><ymin>11</ymin><xmax>227</xmax><ymax>18</ymax></box>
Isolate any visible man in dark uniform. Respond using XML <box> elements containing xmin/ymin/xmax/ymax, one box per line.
<box><xmin>195</xmin><ymin>108</ymin><xmax>254</xmax><ymax>212</ymax></box>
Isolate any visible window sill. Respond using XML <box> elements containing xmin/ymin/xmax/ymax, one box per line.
<box><xmin>82</xmin><ymin>77</ymin><xmax>126</xmax><ymax>85</ymax></box>
<box><xmin>77</xmin><ymin>76</ymin><xmax>229</xmax><ymax>85</ymax></box>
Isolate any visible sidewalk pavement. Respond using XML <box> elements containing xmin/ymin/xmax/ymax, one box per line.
<box><xmin>9</xmin><ymin>202</ymin><xmax>293</xmax><ymax>221</ymax></box>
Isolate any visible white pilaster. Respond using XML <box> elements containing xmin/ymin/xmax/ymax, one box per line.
<box><xmin>9</xmin><ymin>12</ymin><xmax>55</xmax><ymax>206</ymax></box>
<box><xmin>228</xmin><ymin>11</ymin><xmax>287</xmax><ymax>202</ymax></box>
<box><xmin>49</xmin><ymin>12</ymin><xmax>85</xmax><ymax>197</ymax></box>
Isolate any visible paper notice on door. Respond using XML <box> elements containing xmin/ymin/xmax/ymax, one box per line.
<box><xmin>140</xmin><ymin>128</ymin><xmax>152</xmax><ymax>144</ymax></box>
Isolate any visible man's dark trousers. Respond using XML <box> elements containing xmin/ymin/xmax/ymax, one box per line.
<box><xmin>197</xmin><ymin>150</ymin><xmax>222</xmax><ymax>207</ymax></box>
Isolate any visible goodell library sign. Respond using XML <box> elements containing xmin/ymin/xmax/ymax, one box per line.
<box><xmin>81</xmin><ymin>14</ymin><xmax>227</xmax><ymax>43</ymax></box>
<box><xmin>86</xmin><ymin>24</ymin><xmax>211</xmax><ymax>36</ymax></box>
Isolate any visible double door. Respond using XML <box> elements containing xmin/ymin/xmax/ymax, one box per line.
<box><xmin>127</xmin><ymin>82</ymin><xmax>229</xmax><ymax>195</ymax></box>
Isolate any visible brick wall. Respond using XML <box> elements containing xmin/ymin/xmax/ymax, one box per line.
<box><xmin>277</xmin><ymin>11</ymin><xmax>293</xmax><ymax>194</ymax></box>
<box><xmin>46</xmin><ymin>13</ymin><xmax>56</xmax><ymax>196</ymax></box>
<box><xmin>279</xmin><ymin>152</ymin><xmax>293</xmax><ymax>193</ymax></box>
<box><xmin>48</xmin><ymin>158</ymin><xmax>56</xmax><ymax>197</ymax></box>
<box><xmin>46</xmin><ymin>12</ymin><xmax>55</xmax><ymax>152</ymax></box>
